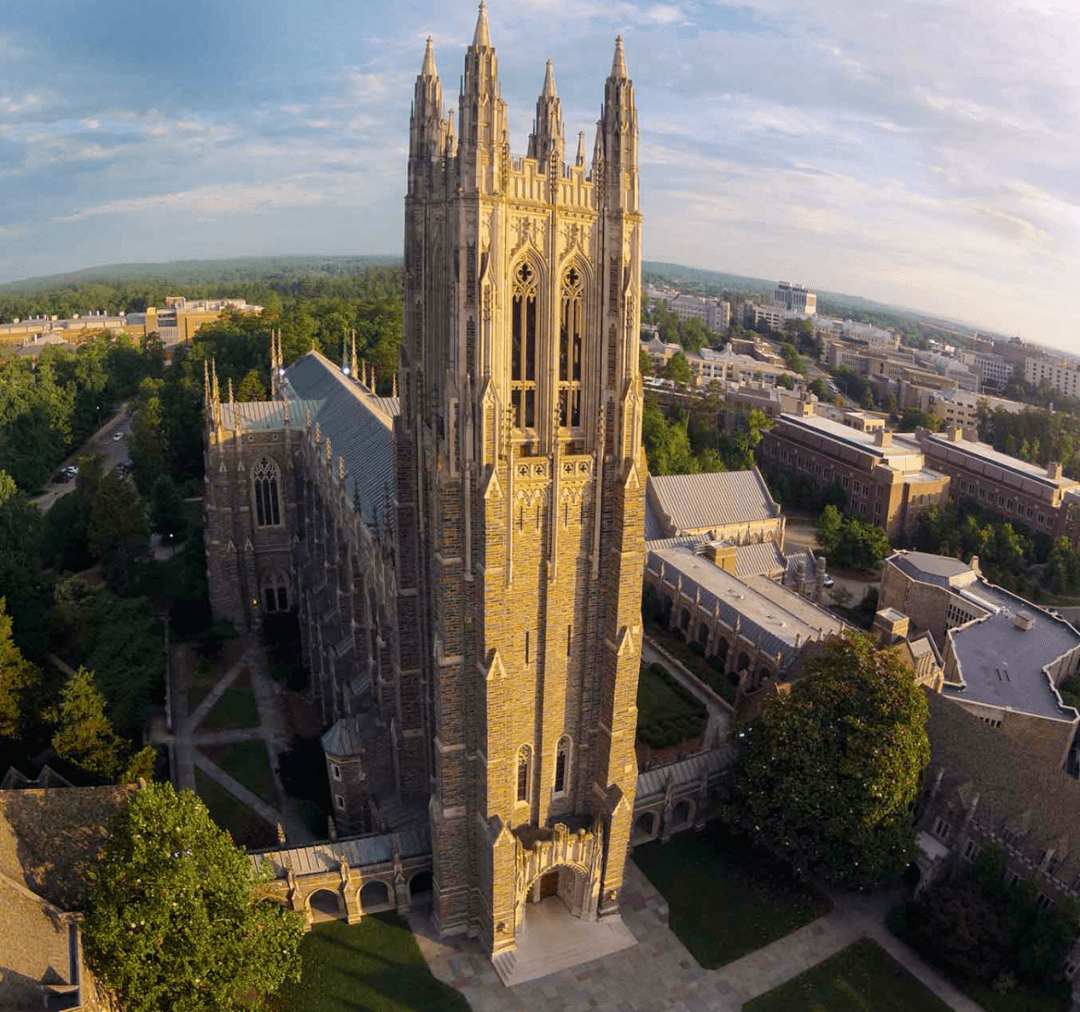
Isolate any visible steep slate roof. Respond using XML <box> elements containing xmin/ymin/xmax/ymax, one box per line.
<box><xmin>924</xmin><ymin>689</ymin><xmax>1080</xmax><ymax>882</ymax></box>
<box><xmin>648</xmin><ymin>469</ymin><xmax>779</xmax><ymax>534</ymax></box>
<box><xmin>0</xmin><ymin>785</ymin><xmax>133</xmax><ymax>910</ymax></box>
<box><xmin>280</xmin><ymin>351</ymin><xmax>399</xmax><ymax>524</ymax></box>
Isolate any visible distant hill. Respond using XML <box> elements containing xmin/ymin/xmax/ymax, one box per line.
<box><xmin>0</xmin><ymin>255</ymin><xmax>401</xmax><ymax>295</ymax></box>
<box><xmin>0</xmin><ymin>254</ymin><xmax>1000</xmax><ymax>340</ymax></box>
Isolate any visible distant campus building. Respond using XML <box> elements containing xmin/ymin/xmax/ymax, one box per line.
<box><xmin>0</xmin><ymin>296</ymin><xmax>262</xmax><ymax>350</ymax></box>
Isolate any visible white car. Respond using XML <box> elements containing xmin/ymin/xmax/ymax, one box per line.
<box><xmin>822</xmin><ymin>575</ymin><xmax>835</xmax><ymax>588</ymax></box>
<box><xmin>113</xmin><ymin>431</ymin><xmax>124</xmax><ymax>441</ymax></box>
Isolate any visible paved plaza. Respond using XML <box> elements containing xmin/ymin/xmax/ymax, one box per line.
<box><xmin>412</xmin><ymin>860</ymin><xmax>984</xmax><ymax>1012</ymax></box>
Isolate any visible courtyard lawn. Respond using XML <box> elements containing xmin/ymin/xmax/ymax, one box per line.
<box><xmin>202</xmin><ymin>739</ymin><xmax>277</xmax><ymax>807</ymax></box>
<box><xmin>744</xmin><ymin>938</ymin><xmax>954</xmax><ymax>1012</ymax></box>
<box><xmin>193</xmin><ymin>768</ymin><xmax>277</xmax><ymax>850</ymax></box>
<box><xmin>199</xmin><ymin>669</ymin><xmax>260</xmax><ymax>730</ymax></box>
<box><xmin>276</xmin><ymin>913</ymin><xmax>470</xmax><ymax>1012</ymax></box>
<box><xmin>636</xmin><ymin>662</ymin><xmax>706</xmax><ymax>749</ymax></box>
<box><xmin>633</xmin><ymin>824</ymin><xmax>831</xmax><ymax>969</ymax></box>
<box><xmin>644</xmin><ymin>623</ymin><xmax>737</xmax><ymax>705</ymax></box>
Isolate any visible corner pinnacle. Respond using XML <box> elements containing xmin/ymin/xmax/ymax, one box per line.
<box><xmin>473</xmin><ymin>1</ymin><xmax>491</xmax><ymax>48</ymax></box>
<box><xmin>611</xmin><ymin>34</ymin><xmax>627</xmax><ymax>78</ymax></box>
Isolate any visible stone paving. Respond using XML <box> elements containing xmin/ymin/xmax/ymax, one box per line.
<box><xmin>163</xmin><ymin>635</ymin><xmax>314</xmax><ymax>844</ymax></box>
<box><xmin>412</xmin><ymin>860</ymin><xmax>985</xmax><ymax>1012</ymax></box>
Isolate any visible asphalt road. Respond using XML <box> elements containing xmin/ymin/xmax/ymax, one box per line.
<box><xmin>31</xmin><ymin>403</ymin><xmax>131</xmax><ymax>514</ymax></box>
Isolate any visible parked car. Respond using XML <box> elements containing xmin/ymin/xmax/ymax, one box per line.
<box><xmin>822</xmin><ymin>575</ymin><xmax>835</xmax><ymax>588</ymax></box>
<box><xmin>113</xmin><ymin>431</ymin><xmax>124</xmax><ymax>441</ymax></box>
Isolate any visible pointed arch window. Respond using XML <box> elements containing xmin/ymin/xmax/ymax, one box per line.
<box><xmin>554</xmin><ymin>735</ymin><xmax>571</xmax><ymax>796</ymax></box>
<box><xmin>516</xmin><ymin>745</ymin><xmax>532</xmax><ymax>804</ymax></box>
<box><xmin>558</xmin><ymin>265</ymin><xmax>584</xmax><ymax>428</ymax></box>
<box><xmin>511</xmin><ymin>260</ymin><xmax>539</xmax><ymax>429</ymax></box>
<box><xmin>252</xmin><ymin>457</ymin><xmax>282</xmax><ymax>527</ymax></box>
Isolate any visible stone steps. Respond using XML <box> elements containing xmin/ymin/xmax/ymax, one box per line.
<box><xmin>491</xmin><ymin>948</ymin><xmax>518</xmax><ymax>986</ymax></box>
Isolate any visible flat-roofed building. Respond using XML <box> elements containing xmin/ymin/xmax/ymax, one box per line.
<box><xmin>1025</xmin><ymin>357</ymin><xmax>1080</xmax><ymax>400</ymax></box>
<box><xmin>639</xmin><ymin>337</ymin><xmax>797</xmax><ymax>387</ymax></box>
<box><xmin>772</xmin><ymin>281</ymin><xmax>816</xmax><ymax>315</ymax></box>
<box><xmin>758</xmin><ymin>406</ymin><xmax>951</xmax><ymax>536</ymax></box>
<box><xmin>880</xmin><ymin>551</ymin><xmax>1080</xmax><ymax>771</ymax></box>
<box><xmin>917</xmin><ymin>425</ymin><xmax>1080</xmax><ymax>540</ymax></box>
<box><xmin>925</xmin><ymin>388</ymin><xmax>1025</xmax><ymax>435</ymax></box>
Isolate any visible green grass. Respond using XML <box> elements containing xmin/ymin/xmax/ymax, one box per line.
<box><xmin>276</xmin><ymin>913</ymin><xmax>471</xmax><ymax>1012</ymax></box>
<box><xmin>636</xmin><ymin>662</ymin><xmax>706</xmax><ymax>748</ymax></box>
<box><xmin>202</xmin><ymin>739</ymin><xmax>277</xmax><ymax>806</ymax></box>
<box><xmin>744</xmin><ymin>938</ymin><xmax>953</xmax><ymax>1012</ymax></box>
<box><xmin>1058</xmin><ymin>677</ymin><xmax>1080</xmax><ymax>712</ymax></box>
<box><xmin>644</xmin><ymin>622</ymin><xmax>737</xmax><ymax>705</ymax></box>
<box><xmin>199</xmin><ymin>670</ymin><xmax>260</xmax><ymax>730</ymax></box>
<box><xmin>193</xmin><ymin>768</ymin><xmax>277</xmax><ymax>850</ymax></box>
<box><xmin>964</xmin><ymin>979</ymin><xmax>1069</xmax><ymax>1012</ymax></box>
<box><xmin>633</xmin><ymin>824</ymin><xmax>831</xmax><ymax>969</ymax></box>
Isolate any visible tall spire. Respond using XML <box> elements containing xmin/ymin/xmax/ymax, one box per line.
<box><xmin>542</xmin><ymin>58</ymin><xmax>556</xmax><ymax>97</ymax></box>
<box><xmin>421</xmin><ymin>35</ymin><xmax>437</xmax><ymax>77</ymax></box>
<box><xmin>611</xmin><ymin>34</ymin><xmax>628</xmax><ymax>78</ymax></box>
<box><xmin>527</xmin><ymin>59</ymin><xmax>564</xmax><ymax>168</ymax></box>
<box><xmin>576</xmin><ymin>129</ymin><xmax>586</xmax><ymax>167</ymax></box>
<box><xmin>473</xmin><ymin>1</ymin><xmax>490</xmax><ymax>47</ymax></box>
<box><xmin>409</xmin><ymin>33</ymin><xmax>444</xmax><ymax>194</ymax></box>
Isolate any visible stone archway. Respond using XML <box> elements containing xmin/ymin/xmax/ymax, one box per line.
<box><xmin>359</xmin><ymin>880</ymin><xmax>392</xmax><ymax>912</ymax></box>
<box><xmin>631</xmin><ymin>812</ymin><xmax>657</xmax><ymax>846</ymax></box>
<box><xmin>308</xmin><ymin>888</ymin><xmax>343</xmax><ymax>923</ymax></box>
<box><xmin>518</xmin><ymin>863</ymin><xmax>589</xmax><ymax>940</ymax></box>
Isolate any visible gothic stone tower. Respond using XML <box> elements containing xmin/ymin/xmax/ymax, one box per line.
<box><xmin>396</xmin><ymin>6</ymin><xmax>646</xmax><ymax>958</ymax></box>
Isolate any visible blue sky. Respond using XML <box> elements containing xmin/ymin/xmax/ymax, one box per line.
<box><xmin>1</xmin><ymin>1</ymin><xmax>1077</xmax><ymax>349</ymax></box>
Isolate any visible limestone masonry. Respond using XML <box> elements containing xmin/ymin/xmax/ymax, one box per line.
<box><xmin>203</xmin><ymin>5</ymin><xmax>646</xmax><ymax>965</ymax></box>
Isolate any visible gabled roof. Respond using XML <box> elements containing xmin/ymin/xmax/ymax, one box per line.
<box><xmin>647</xmin><ymin>469</ymin><xmax>779</xmax><ymax>535</ymax></box>
<box><xmin>281</xmin><ymin>351</ymin><xmax>399</xmax><ymax>524</ymax></box>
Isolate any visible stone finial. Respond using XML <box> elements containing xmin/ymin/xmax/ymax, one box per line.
<box><xmin>305</xmin><ymin>406</ymin><xmax>312</xmax><ymax>433</ymax></box>
<box><xmin>351</xmin><ymin>330</ymin><xmax>358</xmax><ymax>380</ymax></box>
<box><xmin>473</xmin><ymin>1</ymin><xmax>490</xmax><ymax>47</ymax></box>
<box><xmin>611</xmin><ymin>34</ymin><xmax>628</xmax><ymax>79</ymax></box>
<box><xmin>421</xmin><ymin>35</ymin><xmax>437</xmax><ymax>77</ymax></box>
<box><xmin>392</xmin><ymin>372</ymin><xmax>398</xmax><ymax>398</ymax></box>
<box><xmin>203</xmin><ymin>358</ymin><xmax>210</xmax><ymax>406</ymax></box>
<box><xmin>276</xmin><ymin>822</ymin><xmax>287</xmax><ymax>845</ymax></box>
<box><xmin>338</xmin><ymin>454</ymin><xmax>345</xmax><ymax>482</ymax></box>
<box><xmin>541</xmin><ymin>59</ymin><xmax>557</xmax><ymax>98</ymax></box>
<box><xmin>576</xmin><ymin>130</ymin><xmax>586</xmax><ymax>167</ymax></box>
<box><xmin>325</xmin><ymin>437</ymin><xmax>332</xmax><ymax>466</ymax></box>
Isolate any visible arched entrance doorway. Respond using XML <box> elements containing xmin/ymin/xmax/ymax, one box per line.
<box><xmin>515</xmin><ymin>863</ymin><xmax>590</xmax><ymax>939</ymax></box>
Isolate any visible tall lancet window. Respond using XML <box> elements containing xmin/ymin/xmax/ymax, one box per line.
<box><xmin>511</xmin><ymin>260</ymin><xmax>539</xmax><ymax>429</ymax></box>
<box><xmin>252</xmin><ymin>457</ymin><xmax>282</xmax><ymax>527</ymax></box>
<box><xmin>516</xmin><ymin>745</ymin><xmax>532</xmax><ymax>803</ymax></box>
<box><xmin>554</xmin><ymin>735</ymin><xmax>571</xmax><ymax>795</ymax></box>
<box><xmin>558</xmin><ymin>265</ymin><xmax>584</xmax><ymax>428</ymax></box>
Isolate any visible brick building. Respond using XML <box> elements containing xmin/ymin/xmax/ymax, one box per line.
<box><xmin>915</xmin><ymin>424</ymin><xmax>1080</xmax><ymax>541</ymax></box>
<box><xmin>757</xmin><ymin>404</ymin><xmax>951</xmax><ymax>537</ymax></box>
<box><xmin>204</xmin><ymin>12</ymin><xmax>646</xmax><ymax>972</ymax></box>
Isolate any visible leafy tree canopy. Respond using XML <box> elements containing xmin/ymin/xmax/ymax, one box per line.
<box><xmin>84</xmin><ymin>782</ymin><xmax>305</xmax><ymax>1012</ymax></box>
<box><xmin>0</xmin><ymin>597</ymin><xmax>40</xmax><ymax>741</ymax></box>
<box><xmin>728</xmin><ymin>633</ymin><xmax>930</xmax><ymax>889</ymax></box>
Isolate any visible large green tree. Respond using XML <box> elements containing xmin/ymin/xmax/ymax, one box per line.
<box><xmin>84</xmin><ymin>782</ymin><xmax>304</xmax><ymax>1012</ymax></box>
<box><xmin>88</xmin><ymin>472</ymin><xmax>150</xmax><ymax>593</ymax></box>
<box><xmin>0</xmin><ymin>597</ymin><xmax>39</xmax><ymax>741</ymax></box>
<box><xmin>728</xmin><ymin>633</ymin><xmax>930</xmax><ymax>889</ymax></box>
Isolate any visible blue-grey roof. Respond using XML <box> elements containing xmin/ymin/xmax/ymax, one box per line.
<box><xmin>942</xmin><ymin>580</ymin><xmax>1080</xmax><ymax>721</ymax></box>
<box><xmin>281</xmin><ymin>351</ymin><xmax>399</xmax><ymax>524</ymax></box>
<box><xmin>635</xmin><ymin>748</ymin><xmax>734</xmax><ymax>799</ymax></box>
<box><xmin>251</xmin><ymin>823</ymin><xmax>431</xmax><ymax>878</ymax></box>
<box><xmin>648</xmin><ymin>469</ymin><xmax>779</xmax><ymax>535</ymax></box>
<box><xmin>890</xmin><ymin>551</ymin><xmax>977</xmax><ymax>589</ymax></box>
<box><xmin>648</xmin><ymin>546</ymin><xmax>843</xmax><ymax>665</ymax></box>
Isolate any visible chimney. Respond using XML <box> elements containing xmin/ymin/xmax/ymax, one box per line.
<box><xmin>969</xmin><ymin>554</ymin><xmax>980</xmax><ymax>575</ymax></box>
<box><xmin>948</xmin><ymin>424</ymin><xmax>963</xmax><ymax>442</ymax></box>
<box><xmin>875</xmin><ymin>429</ymin><xmax>893</xmax><ymax>449</ymax></box>
<box><xmin>1048</xmin><ymin>461</ymin><xmax>1063</xmax><ymax>480</ymax></box>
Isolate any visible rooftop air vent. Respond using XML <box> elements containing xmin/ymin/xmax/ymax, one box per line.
<box><xmin>1014</xmin><ymin>611</ymin><xmax>1035</xmax><ymax>632</ymax></box>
